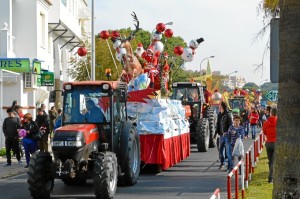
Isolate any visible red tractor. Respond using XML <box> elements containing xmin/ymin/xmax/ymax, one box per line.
<box><xmin>27</xmin><ymin>81</ymin><xmax>140</xmax><ymax>199</ymax></box>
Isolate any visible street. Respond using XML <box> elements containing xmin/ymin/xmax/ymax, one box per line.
<box><xmin>0</xmin><ymin>137</ymin><xmax>256</xmax><ymax>199</ymax></box>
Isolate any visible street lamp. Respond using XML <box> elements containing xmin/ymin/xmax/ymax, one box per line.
<box><xmin>227</xmin><ymin>70</ymin><xmax>238</xmax><ymax>76</ymax></box>
<box><xmin>199</xmin><ymin>56</ymin><xmax>215</xmax><ymax>75</ymax></box>
<box><xmin>224</xmin><ymin>71</ymin><xmax>238</xmax><ymax>89</ymax></box>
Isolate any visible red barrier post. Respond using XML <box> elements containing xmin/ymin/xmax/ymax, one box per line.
<box><xmin>235</xmin><ymin>169</ymin><xmax>238</xmax><ymax>199</ymax></box>
<box><xmin>210</xmin><ymin>188</ymin><xmax>221</xmax><ymax>199</ymax></box>
<box><xmin>245</xmin><ymin>152</ymin><xmax>249</xmax><ymax>188</ymax></box>
<box><xmin>227</xmin><ymin>161</ymin><xmax>244</xmax><ymax>199</ymax></box>
<box><xmin>251</xmin><ymin>146</ymin><xmax>255</xmax><ymax>173</ymax></box>
<box><xmin>227</xmin><ymin>175</ymin><xmax>231</xmax><ymax>199</ymax></box>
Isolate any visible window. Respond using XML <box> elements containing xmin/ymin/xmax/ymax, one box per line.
<box><xmin>39</xmin><ymin>13</ymin><xmax>46</xmax><ymax>48</ymax></box>
<box><xmin>61</xmin><ymin>0</ymin><xmax>67</xmax><ymax>7</ymax></box>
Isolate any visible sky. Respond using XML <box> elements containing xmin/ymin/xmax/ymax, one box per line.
<box><xmin>93</xmin><ymin>0</ymin><xmax>270</xmax><ymax>85</ymax></box>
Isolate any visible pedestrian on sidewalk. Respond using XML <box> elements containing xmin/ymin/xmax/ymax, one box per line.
<box><xmin>263</xmin><ymin>107</ymin><xmax>277</xmax><ymax>183</ymax></box>
<box><xmin>36</xmin><ymin>108</ymin><xmax>50</xmax><ymax>152</ymax></box>
<box><xmin>214</xmin><ymin>102</ymin><xmax>233</xmax><ymax>170</ymax></box>
<box><xmin>248</xmin><ymin>107</ymin><xmax>259</xmax><ymax>139</ymax></box>
<box><xmin>48</xmin><ymin>106</ymin><xmax>57</xmax><ymax>139</ymax></box>
<box><xmin>240</xmin><ymin>105</ymin><xmax>250</xmax><ymax>138</ymax></box>
<box><xmin>18</xmin><ymin>113</ymin><xmax>39</xmax><ymax>168</ymax></box>
<box><xmin>2</xmin><ymin>108</ymin><xmax>22</xmax><ymax>166</ymax></box>
<box><xmin>227</xmin><ymin>115</ymin><xmax>244</xmax><ymax>172</ymax></box>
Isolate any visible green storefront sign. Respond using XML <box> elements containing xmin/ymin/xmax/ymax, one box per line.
<box><xmin>33</xmin><ymin>61</ymin><xmax>42</xmax><ymax>86</ymax></box>
<box><xmin>0</xmin><ymin>58</ymin><xmax>31</xmax><ymax>72</ymax></box>
<box><xmin>41</xmin><ymin>71</ymin><xmax>54</xmax><ymax>86</ymax></box>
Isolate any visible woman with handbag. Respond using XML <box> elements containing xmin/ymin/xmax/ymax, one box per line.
<box><xmin>18</xmin><ymin>113</ymin><xmax>39</xmax><ymax>168</ymax></box>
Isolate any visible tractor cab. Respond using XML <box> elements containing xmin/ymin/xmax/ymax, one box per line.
<box><xmin>228</xmin><ymin>96</ymin><xmax>246</xmax><ymax>116</ymax></box>
<box><xmin>170</xmin><ymin>82</ymin><xmax>205</xmax><ymax>123</ymax></box>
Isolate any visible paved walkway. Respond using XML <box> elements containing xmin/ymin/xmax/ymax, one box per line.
<box><xmin>0</xmin><ymin>155</ymin><xmax>27</xmax><ymax>179</ymax></box>
<box><xmin>0</xmin><ymin>140</ymin><xmax>53</xmax><ymax>179</ymax></box>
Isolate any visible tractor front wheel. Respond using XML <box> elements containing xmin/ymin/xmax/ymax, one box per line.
<box><xmin>93</xmin><ymin>152</ymin><xmax>118</xmax><ymax>199</ymax></box>
<box><xmin>27</xmin><ymin>152</ymin><xmax>54</xmax><ymax>199</ymax></box>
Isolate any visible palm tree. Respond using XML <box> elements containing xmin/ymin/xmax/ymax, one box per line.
<box><xmin>272</xmin><ymin>0</ymin><xmax>300</xmax><ymax>198</ymax></box>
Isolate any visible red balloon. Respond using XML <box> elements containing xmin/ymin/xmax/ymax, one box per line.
<box><xmin>156</xmin><ymin>23</ymin><xmax>166</xmax><ymax>33</ymax></box>
<box><xmin>110</xmin><ymin>30</ymin><xmax>120</xmax><ymax>39</ymax></box>
<box><xmin>99</xmin><ymin>30</ymin><xmax>110</xmax><ymax>39</ymax></box>
<box><xmin>77</xmin><ymin>47</ymin><xmax>87</xmax><ymax>56</ymax></box>
<box><xmin>164</xmin><ymin>29</ymin><xmax>173</xmax><ymax>38</ymax></box>
<box><xmin>173</xmin><ymin>46</ymin><xmax>184</xmax><ymax>56</ymax></box>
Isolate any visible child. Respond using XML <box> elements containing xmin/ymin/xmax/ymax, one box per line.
<box><xmin>248</xmin><ymin>108</ymin><xmax>259</xmax><ymax>139</ymax></box>
<box><xmin>227</xmin><ymin>115</ymin><xmax>244</xmax><ymax>172</ymax></box>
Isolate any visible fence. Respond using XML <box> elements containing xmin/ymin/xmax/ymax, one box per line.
<box><xmin>210</xmin><ymin>188</ymin><xmax>221</xmax><ymax>199</ymax></box>
<box><xmin>226</xmin><ymin>131</ymin><xmax>265</xmax><ymax>199</ymax></box>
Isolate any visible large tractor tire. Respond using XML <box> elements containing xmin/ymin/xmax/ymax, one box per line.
<box><xmin>196</xmin><ymin>118</ymin><xmax>210</xmax><ymax>152</ymax></box>
<box><xmin>27</xmin><ymin>152</ymin><xmax>54</xmax><ymax>199</ymax></box>
<box><xmin>93</xmin><ymin>152</ymin><xmax>118</xmax><ymax>199</ymax></box>
<box><xmin>118</xmin><ymin>125</ymin><xmax>140</xmax><ymax>186</ymax></box>
<box><xmin>208</xmin><ymin>109</ymin><xmax>218</xmax><ymax>148</ymax></box>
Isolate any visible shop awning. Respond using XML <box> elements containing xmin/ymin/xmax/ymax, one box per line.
<box><xmin>48</xmin><ymin>21</ymin><xmax>82</xmax><ymax>51</ymax></box>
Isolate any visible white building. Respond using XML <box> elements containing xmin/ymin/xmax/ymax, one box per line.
<box><xmin>223</xmin><ymin>75</ymin><xmax>246</xmax><ymax>89</ymax></box>
<box><xmin>0</xmin><ymin>0</ymin><xmax>90</xmax><ymax>148</ymax></box>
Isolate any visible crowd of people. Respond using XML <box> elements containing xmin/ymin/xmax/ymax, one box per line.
<box><xmin>2</xmin><ymin>100</ymin><xmax>61</xmax><ymax>168</ymax></box>
<box><xmin>214</xmin><ymin>102</ymin><xmax>277</xmax><ymax>183</ymax></box>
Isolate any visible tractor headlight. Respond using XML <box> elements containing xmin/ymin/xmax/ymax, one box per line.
<box><xmin>67</xmin><ymin>141</ymin><xmax>83</xmax><ymax>147</ymax></box>
<box><xmin>51</xmin><ymin>141</ymin><xmax>64</xmax><ymax>147</ymax></box>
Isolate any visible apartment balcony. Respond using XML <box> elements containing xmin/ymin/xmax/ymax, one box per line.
<box><xmin>48</xmin><ymin>0</ymin><xmax>90</xmax><ymax>50</ymax></box>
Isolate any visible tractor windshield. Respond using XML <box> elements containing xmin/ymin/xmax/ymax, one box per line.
<box><xmin>171</xmin><ymin>87</ymin><xmax>199</xmax><ymax>102</ymax></box>
<box><xmin>63</xmin><ymin>86</ymin><xmax>111</xmax><ymax>125</ymax></box>
<box><xmin>229</xmin><ymin>99</ymin><xmax>245</xmax><ymax>110</ymax></box>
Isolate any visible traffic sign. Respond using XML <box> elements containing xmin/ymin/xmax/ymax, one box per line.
<box><xmin>266</xmin><ymin>90</ymin><xmax>278</xmax><ymax>101</ymax></box>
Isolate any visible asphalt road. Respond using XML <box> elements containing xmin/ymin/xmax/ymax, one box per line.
<box><xmin>0</xmin><ymin>135</ymin><xmax>257</xmax><ymax>199</ymax></box>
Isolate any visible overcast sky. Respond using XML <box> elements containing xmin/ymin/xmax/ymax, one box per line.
<box><xmin>93</xmin><ymin>0</ymin><xmax>270</xmax><ymax>85</ymax></box>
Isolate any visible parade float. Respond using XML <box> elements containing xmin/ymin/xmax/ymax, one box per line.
<box><xmin>98</xmin><ymin>12</ymin><xmax>205</xmax><ymax>170</ymax></box>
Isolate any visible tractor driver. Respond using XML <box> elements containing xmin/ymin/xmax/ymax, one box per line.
<box><xmin>84</xmin><ymin>99</ymin><xmax>105</xmax><ymax>123</ymax></box>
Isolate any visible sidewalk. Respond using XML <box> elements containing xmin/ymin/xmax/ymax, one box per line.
<box><xmin>0</xmin><ymin>156</ymin><xmax>27</xmax><ymax>179</ymax></box>
<box><xmin>0</xmin><ymin>140</ymin><xmax>53</xmax><ymax>179</ymax></box>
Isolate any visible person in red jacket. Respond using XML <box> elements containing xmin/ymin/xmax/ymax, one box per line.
<box><xmin>263</xmin><ymin>107</ymin><xmax>277</xmax><ymax>183</ymax></box>
<box><xmin>248</xmin><ymin>108</ymin><xmax>259</xmax><ymax>139</ymax></box>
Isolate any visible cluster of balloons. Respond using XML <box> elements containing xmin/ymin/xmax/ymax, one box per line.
<box><xmin>173</xmin><ymin>38</ymin><xmax>204</xmax><ymax>62</ymax></box>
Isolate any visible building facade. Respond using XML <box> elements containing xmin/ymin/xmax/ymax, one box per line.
<box><xmin>0</xmin><ymin>0</ymin><xmax>90</xmax><ymax>148</ymax></box>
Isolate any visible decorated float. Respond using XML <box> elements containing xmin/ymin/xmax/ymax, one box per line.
<box><xmin>98</xmin><ymin>13</ymin><xmax>204</xmax><ymax>170</ymax></box>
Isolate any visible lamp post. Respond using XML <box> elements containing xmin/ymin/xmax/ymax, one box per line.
<box><xmin>91</xmin><ymin>0</ymin><xmax>95</xmax><ymax>81</ymax></box>
<box><xmin>199</xmin><ymin>56</ymin><xmax>215</xmax><ymax>75</ymax></box>
<box><xmin>224</xmin><ymin>70</ymin><xmax>238</xmax><ymax>89</ymax></box>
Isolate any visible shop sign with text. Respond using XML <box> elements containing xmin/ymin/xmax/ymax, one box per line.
<box><xmin>0</xmin><ymin>58</ymin><xmax>30</xmax><ymax>73</ymax></box>
<box><xmin>41</xmin><ymin>72</ymin><xmax>54</xmax><ymax>86</ymax></box>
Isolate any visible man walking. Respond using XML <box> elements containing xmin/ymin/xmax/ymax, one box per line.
<box><xmin>2</xmin><ymin>108</ymin><xmax>22</xmax><ymax>166</ymax></box>
<box><xmin>214</xmin><ymin>102</ymin><xmax>233</xmax><ymax>172</ymax></box>
<box><xmin>263</xmin><ymin>107</ymin><xmax>277</xmax><ymax>183</ymax></box>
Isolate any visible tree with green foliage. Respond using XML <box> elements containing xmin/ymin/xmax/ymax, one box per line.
<box><xmin>68</xmin><ymin>28</ymin><xmax>187</xmax><ymax>83</ymax></box>
<box><xmin>242</xmin><ymin>82</ymin><xmax>259</xmax><ymax>91</ymax></box>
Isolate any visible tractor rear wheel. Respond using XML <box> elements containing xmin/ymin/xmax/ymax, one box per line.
<box><xmin>93</xmin><ymin>152</ymin><xmax>118</xmax><ymax>199</ymax></box>
<box><xmin>196</xmin><ymin>118</ymin><xmax>210</xmax><ymax>152</ymax></box>
<box><xmin>118</xmin><ymin>125</ymin><xmax>140</xmax><ymax>186</ymax></box>
<box><xmin>27</xmin><ymin>152</ymin><xmax>54</xmax><ymax>199</ymax></box>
